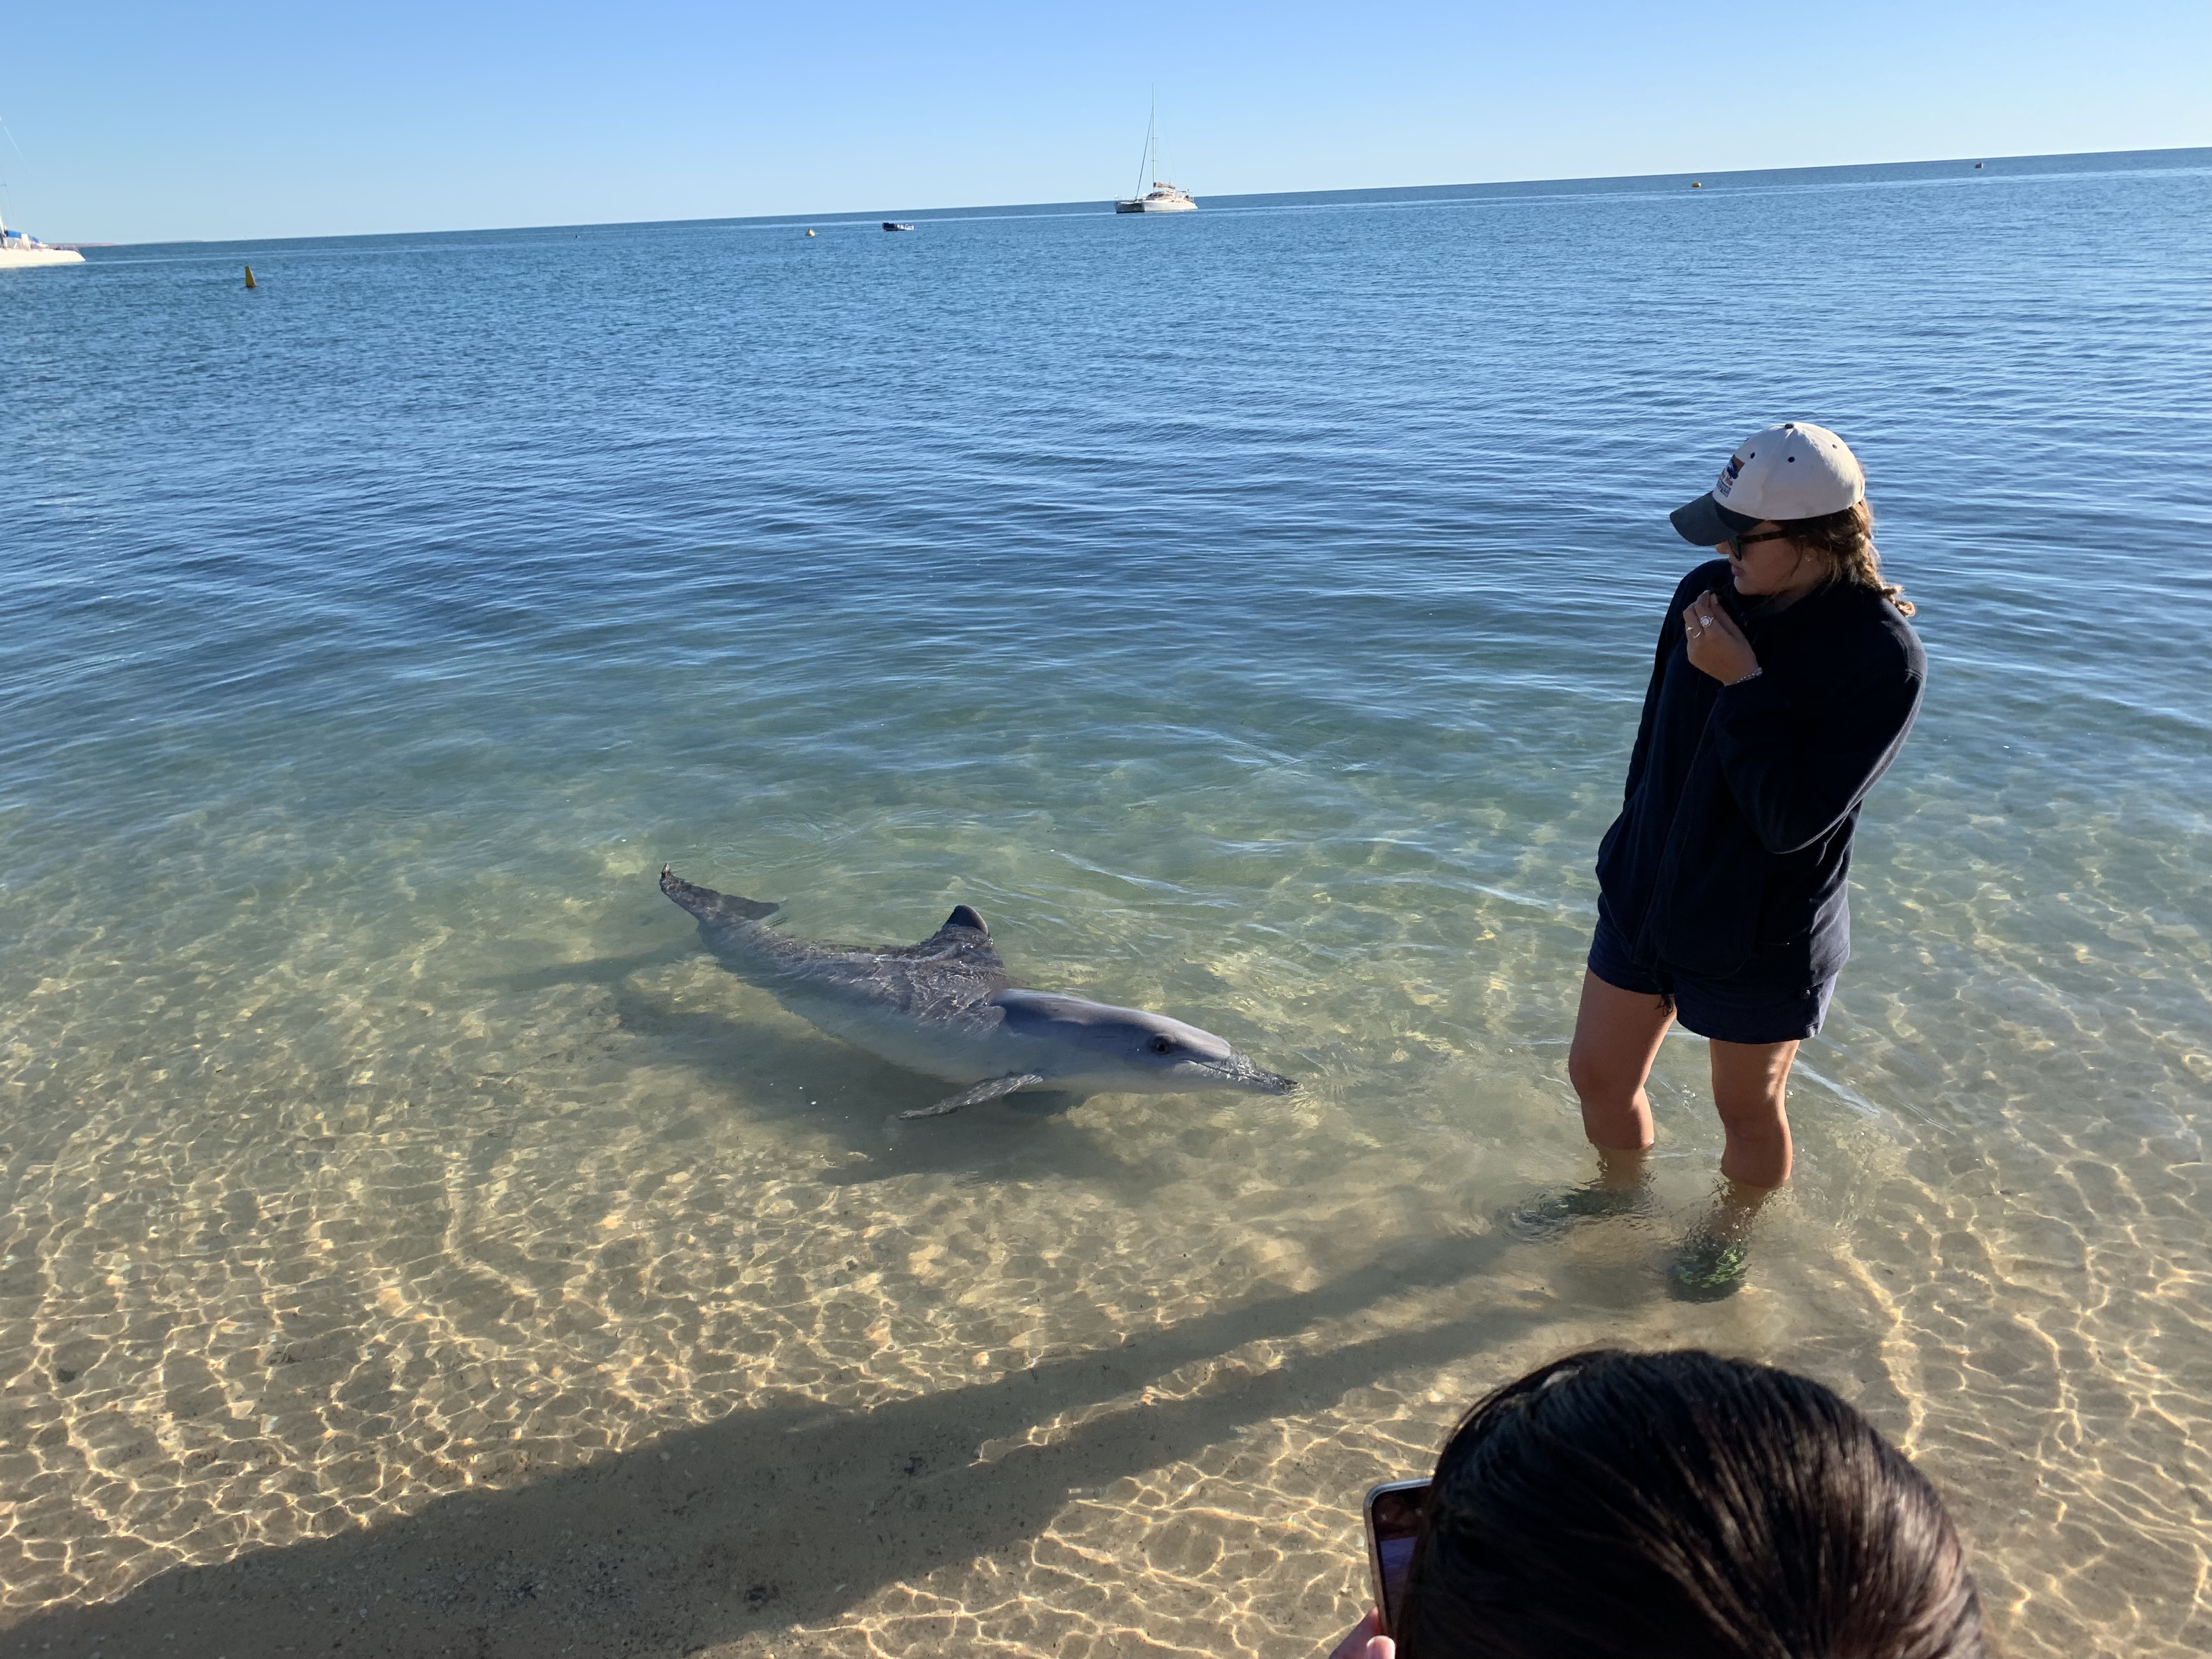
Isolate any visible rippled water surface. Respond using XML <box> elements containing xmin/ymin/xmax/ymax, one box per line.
<box><xmin>4</xmin><ymin>150</ymin><xmax>2210</xmax><ymax>1656</ymax></box>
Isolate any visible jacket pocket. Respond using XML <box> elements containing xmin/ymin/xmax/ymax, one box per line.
<box><xmin>1652</xmin><ymin>822</ymin><xmax>1764</xmax><ymax>978</ymax></box>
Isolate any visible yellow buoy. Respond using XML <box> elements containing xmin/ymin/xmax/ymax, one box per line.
<box><xmin>1690</xmin><ymin>182</ymin><xmax>1702</xmax><ymax>189</ymax></box>
<box><xmin>244</xmin><ymin>264</ymin><xmax>257</xmax><ymax>288</ymax></box>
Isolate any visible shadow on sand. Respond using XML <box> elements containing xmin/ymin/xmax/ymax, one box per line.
<box><xmin>7</xmin><ymin>1231</ymin><xmax>1543</xmax><ymax>1658</ymax></box>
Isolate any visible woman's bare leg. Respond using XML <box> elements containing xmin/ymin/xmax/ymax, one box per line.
<box><xmin>1567</xmin><ymin>970</ymin><xmax>1675</xmax><ymax>1182</ymax></box>
<box><xmin>1707</xmin><ymin>1037</ymin><xmax>1798</xmax><ymax>1190</ymax></box>
<box><xmin>1507</xmin><ymin>971</ymin><xmax>1673</xmax><ymax>1233</ymax></box>
<box><xmin>1666</xmin><ymin>1039</ymin><xmax>1800</xmax><ymax>1298</ymax></box>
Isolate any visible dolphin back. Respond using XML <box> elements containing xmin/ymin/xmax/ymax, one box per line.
<box><xmin>659</xmin><ymin>866</ymin><xmax>1009</xmax><ymax>997</ymax></box>
<box><xmin>661</xmin><ymin>866</ymin><xmax>1023</xmax><ymax>1081</ymax></box>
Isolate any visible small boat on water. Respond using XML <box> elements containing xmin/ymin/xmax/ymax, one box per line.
<box><xmin>882</xmin><ymin>221</ymin><xmax>916</xmax><ymax>232</ymax></box>
<box><xmin>0</xmin><ymin>211</ymin><xmax>84</xmax><ymax>269</ymax></box>
<box><xmin>1117</xmin><ymin>182</ymin><xmax>1195</xmax><ymax>214</ymax></box>
<box><xmin>1115</xmin><ymin>98</ymin><xmax>1196</xmax><ymax>213</ymax></box>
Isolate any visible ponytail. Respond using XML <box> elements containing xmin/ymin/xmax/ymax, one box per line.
<box><xmin>1780</xmin><ymin>499</ymin><xmax>1914</xmax><ymax>616</ymax></box>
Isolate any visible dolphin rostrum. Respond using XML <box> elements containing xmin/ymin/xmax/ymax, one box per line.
<box><xmin>660</xmin><ymin>866</ymin><xmax>1296</xmax><ymax>1118</ymax></box>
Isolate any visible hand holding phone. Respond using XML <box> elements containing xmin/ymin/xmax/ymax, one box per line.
<box><xmin>1363</xmin><ymin>1478</ymin><xmax>1429</xmax><ymax>1638</ymax></box>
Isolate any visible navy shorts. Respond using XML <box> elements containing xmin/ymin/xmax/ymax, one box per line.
<box><xmin>1587</xmin><ymin>913</ymin><xmax>1835</xmax><ymax>1045</ymax></box>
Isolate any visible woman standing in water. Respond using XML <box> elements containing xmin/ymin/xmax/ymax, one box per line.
<box><xmin>1526</xmin><ymin>423</ymin><xmax>1925</xmax><ymax>1299</ymax></box>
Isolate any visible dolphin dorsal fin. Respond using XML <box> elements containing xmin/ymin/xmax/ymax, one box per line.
<box><xmin>881</xmin><ymin>902</ymin><xmax>1003</xmax><ymax>974</ymax></box>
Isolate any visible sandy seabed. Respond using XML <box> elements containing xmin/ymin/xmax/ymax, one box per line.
<box><xmin>2</xmin><ymin>840</ymin><xmax>2207</xmax><ymax>1659</ymax></box>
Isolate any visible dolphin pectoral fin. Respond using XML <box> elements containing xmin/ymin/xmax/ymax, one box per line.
<box><xmin>899</xmin><ymin>1074</ymin><xmax>1047</xmax><ymax>1120</ymax></box>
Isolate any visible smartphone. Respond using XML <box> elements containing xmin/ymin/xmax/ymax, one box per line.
<box><xmin>1363</xmin><ymin>1478</ymin><xmax>1429</xmax><ymax>1637</ymax></box>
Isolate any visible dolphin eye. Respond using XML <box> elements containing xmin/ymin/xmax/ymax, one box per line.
<box><xmin>1149</xmin><ymin>1035</ymin><xmax>1176</xmax><ymax>1054</ymax></box>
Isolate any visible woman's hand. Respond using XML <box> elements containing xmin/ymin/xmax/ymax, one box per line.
<box><xmin>1327</xmin><ymin>1607</ymin><xmax>1395</xmax><ymax>1659</ymax></box>
<box><xmin>1682</xmin><ymin>592</ymin><xmax>1760</xmax><ymax>685</ymax></box>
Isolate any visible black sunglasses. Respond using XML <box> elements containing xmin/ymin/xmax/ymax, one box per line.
<box><xmin>1727</xmin><ymin>529</ymin><xmax>1793</xmax><ymax>554</ymax></box>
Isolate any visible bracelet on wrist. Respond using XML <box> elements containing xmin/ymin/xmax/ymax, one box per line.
<box><xmin>1727</xmin><ymin>668</ymin><xmax>1764</xmax><ymax>686</ymax></box>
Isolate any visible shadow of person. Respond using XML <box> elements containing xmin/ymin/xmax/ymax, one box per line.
<box><xmin>11</xmin><ymin>1230</ymin><xmax>1537</xmax><ymax>1658</ymax></box>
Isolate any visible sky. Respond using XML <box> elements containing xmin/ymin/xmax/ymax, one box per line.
<box><xmin>2</xmin><ymin>1</ymin><xmax>2207</xmax><ymax>244</ymax></box>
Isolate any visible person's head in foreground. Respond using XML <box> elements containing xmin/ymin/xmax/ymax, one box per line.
<box><xmin>1379</xmin><ymin>1348</ymin><xmax>1985</xmax><ymax>1659</ymax></box>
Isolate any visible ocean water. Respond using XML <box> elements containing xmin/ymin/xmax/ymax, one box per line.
<box><xmin>3</xmin><ymin>149</ymin><xmax>2209</xmax><ymax>1656</ymax></box>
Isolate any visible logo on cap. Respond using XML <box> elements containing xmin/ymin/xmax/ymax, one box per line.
<box><xmin>1715</xmin><ymin>453</ymin><xmax>1745</xmax><ymax>498</ymax></box>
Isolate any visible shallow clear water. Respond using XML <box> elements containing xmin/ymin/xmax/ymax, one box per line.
<box><xmin>3</xmin><ymin>151</ymin><xmax>2210</xmax><ymax>1656</ymax></box>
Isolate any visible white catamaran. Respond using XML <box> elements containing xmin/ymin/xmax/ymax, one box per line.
<box><xmin>0</xmin><ymin>209</ymin><xmax>83</xmax><ymax>268</ymax></box>
<box><xmin>1115</xmin><ymin>99</ymin><xmax>1195</xmax><ymax>213</ymax></box>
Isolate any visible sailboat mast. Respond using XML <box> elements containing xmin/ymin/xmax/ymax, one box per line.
<box><xmin>1135</xmin><ymin>91</ymin><xmax>1155</xmax><ymax>199</ymax></box>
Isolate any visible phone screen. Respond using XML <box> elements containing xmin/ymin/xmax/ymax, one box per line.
<box><xmin>1364</xmin><ymin>1479</ymin><xmax>1429</xmax><ymax>1636</ymax></box>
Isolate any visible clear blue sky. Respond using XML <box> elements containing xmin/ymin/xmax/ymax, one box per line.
<box><xmin>4</xmin><ymin>1</ymin><xmax>2207</xmax><ymax>243</ymax></box>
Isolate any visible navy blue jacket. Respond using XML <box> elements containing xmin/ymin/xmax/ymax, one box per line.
<box><xmin>1595</xmin><ymin>560</ymin><xmax>1926</xmax><ymax>989</ymax></box>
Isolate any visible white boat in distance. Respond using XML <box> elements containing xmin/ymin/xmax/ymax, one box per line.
<box><xmin>1115</xmin><ymin>99</ymin><xmax>1195</xmax><ymax>213</ymax></box>
<box><xmin>1118</xmin><ymin>181</ymin><xmax>1195</xmax><ymax>214</ymax></box>
<box><xmin>0</xmin><ymin>210</ymin><xmax>84</xmax><ymax>268</ymax></box>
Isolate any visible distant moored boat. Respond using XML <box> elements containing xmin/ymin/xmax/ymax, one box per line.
<box><xmin>882</xmin><ymin>222</ymin><xmax>916</xmax><ymax>232</ymax></box>
<box><xmin>0</xmin><ymin>211</ymin><xmax>84</xmax><ymax>269</ymax></box>
<box><xmin>1116</xmin><ymin>182</ymin><xmax>1196</xmax><ymax>214</ymax></box>
<box><xmin>1115</xmin><ymin>97</ymin><xmax>1197</xmax><ymax>213</ymax></box>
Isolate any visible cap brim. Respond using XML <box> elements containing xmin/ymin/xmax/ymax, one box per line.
<box><xmin>1669</xmin><ymin>494</ymin><xmax>1757</xmax><ymax>546</ymax></box>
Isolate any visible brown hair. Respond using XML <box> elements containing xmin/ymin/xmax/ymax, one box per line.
<box><xmin>1779</xmin><ymin>499</ymin><xmax>1916</xmax><ymax>617</ymax></box>
<box><xmin>1395</xmin><ymin>1348</ymin><xmax>1985</xmax><ymax>1659</ymax></box>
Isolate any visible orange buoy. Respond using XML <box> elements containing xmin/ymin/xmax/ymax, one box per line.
<box><xmin>244</xmin><ymin>264</ymin><xmax>257</xmax><ymax>288</ymax></box>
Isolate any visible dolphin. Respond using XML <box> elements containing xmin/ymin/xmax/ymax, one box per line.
<box><xmin>659</xmin><ymin>866</ymin><xmax>1296</xmax><ymax>1118</ymax></box>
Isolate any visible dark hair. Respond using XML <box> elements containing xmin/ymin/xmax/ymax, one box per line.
<box><xmin>1780</xmin><ymin>500</ymin><xmax>1916</xmax><ymax>617</ymax></box>
<box><xmin>1395</xmin><ymin>1349</ymin><xmax>1985</xmax><ymax>1659</ymax></box>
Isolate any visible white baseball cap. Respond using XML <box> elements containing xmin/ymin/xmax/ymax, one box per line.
<box><xmin>1670</xmin><ymin>422</ymin><xmax>1866</xmax><ymax>545</ymax></box>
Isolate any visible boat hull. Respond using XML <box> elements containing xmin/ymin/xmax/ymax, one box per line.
<box><xmin>1114</xmin><ymin>198</ymin><xmax>1198</xmax><ymax>213</ymax></box>
<box><xmin>0</xmin><ymin>246</ymin><xmax>86</xmax><ymax>268</ymax></box>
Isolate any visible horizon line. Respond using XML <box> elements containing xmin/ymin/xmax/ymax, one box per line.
<box><xmin>95</xmin><ymin>142</ymin><xmax>2212</xmax><ymax>251</ymax></box>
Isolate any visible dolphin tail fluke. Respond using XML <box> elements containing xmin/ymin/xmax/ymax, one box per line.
<box><xmin>899</xmin><ymin>1073</ymin><xmax>1046</xmax><ymax>1119</ymax></box>
<box><xmin>659</xmin><ymin>865</ymin><xmax>781</xmax><ymax>925</ymax></box>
